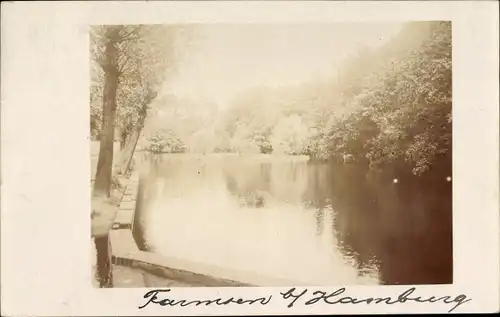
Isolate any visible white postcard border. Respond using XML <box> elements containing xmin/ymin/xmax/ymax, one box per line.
<box><xmin>1</xmin><ymin>1</ymin><xmax>498</xmax><ymax>315</ymax></box>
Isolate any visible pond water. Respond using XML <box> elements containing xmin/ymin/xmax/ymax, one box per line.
<box><xmin>133</xmin><ymin>153</ymin><xmax>453</xmax><ymax>286</ymax></box>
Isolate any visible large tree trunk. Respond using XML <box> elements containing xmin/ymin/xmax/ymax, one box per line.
<box><xmin>92</xmin><ymin>28</ymin><xmax>120</xmax><ymax>288</ymax></box>
<box><xmin>93</xmin><ymin>235</ymin><xmax>113</xmax><ymax>288</ymax></box>
<box><xmin>93</xmin><ymin>39</ymin><xmax>119</xmax><ymax>197</ymax></box>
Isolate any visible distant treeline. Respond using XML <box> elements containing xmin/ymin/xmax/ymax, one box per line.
<box><xmin>141</xmin><ymin>22</ymin><xmax>451</xmax><ymax>181</ymax></box>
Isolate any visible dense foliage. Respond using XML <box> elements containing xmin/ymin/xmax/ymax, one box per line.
<box><xmin>321</xmin><ymin>22</ymin><xmax>452</xmax><ymax>176</ymax></box>
<box><xmin>152</xmin><ymin>22</ymin><xmax>451</xmax><ymax>179</ymax></box>
<box><xmin>90</xmin><ymin>25</ymin><xmax>194</xmax><ymax>143</ymax></box>
<box><xmin>146</xmin><ymin>129</ymin><xmax>186</xmax><ymax>154</ymax></box>
<box><xmin>132</xmin><ymin>22</ymin><xmax>451</xmax><ymax>179</ymax></box>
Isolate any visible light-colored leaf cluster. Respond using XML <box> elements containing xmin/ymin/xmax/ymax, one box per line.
<box><xmin>208</xmin><ymin>22</ymin><xmax>452</xmax><ymax>176</ymax></box>
<box><xmin>90</xmin><ymin>25</ymin><xmax>194</xmax><ymax>138</ymax></box>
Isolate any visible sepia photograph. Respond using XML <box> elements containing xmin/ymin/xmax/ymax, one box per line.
<box><xmin>90</xmin><ymin>22</ymin><xmax>453</xmax><ymax>288</ymax></box>
<box><xmin>2</xmin><ymin>1</ymin><xmax>499</xmax><ymax>315</ymax></box>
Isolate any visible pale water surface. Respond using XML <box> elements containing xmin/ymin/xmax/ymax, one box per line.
<box><xmin>134</xmin><ymin>154</ymin><xmax>452</xmax><ymax>286</ymax></box>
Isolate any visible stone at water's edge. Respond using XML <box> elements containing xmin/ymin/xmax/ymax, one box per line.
<box><xmin>90</xmin><ymin>141</ymin><xmax>143</xmax><ymax>285</ymax></box>
<box><xmin>91</xmin><ymin>172</ymin><xmax>135</xmax><ymax>237</ymax></box>
<box><xmin>119</xmin><ymin>201</ymin><xmax>136</xmax><ymax>210</ymax></box>
<box><xmin>114</xmin><ymin>210</ymin><xmax>134</xmax><ymax>226</ymax></box>
<box><xmin>110</xmin><ymin>229</ymin><xmax>138</xmax><ymax>255</ymax></box>
<box><xmin>111</xmin><ymin>264</ymin><xmax>197</xmax><ymax>288</ymax></box>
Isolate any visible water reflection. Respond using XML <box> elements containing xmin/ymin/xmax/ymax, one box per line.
<box><xmin>133</xmin><ymin>153</ymin><xmax>452</xmax><ymax>285</ymax></box>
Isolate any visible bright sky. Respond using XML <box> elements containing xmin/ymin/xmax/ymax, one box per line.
<box><xmin>164</xmin><ymin>23</ymin><xmax>405</xmax><ymax>109</ymax></box>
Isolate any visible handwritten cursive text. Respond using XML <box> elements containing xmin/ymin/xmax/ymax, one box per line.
<box><xmin>139</xmin><ymin>289</ymin><xmax>272</xmax><ymax>309</ymax></box>
<box><xmin>279</xmin><ymin>287</ymin><xmax>471</xmax><ymax>313</ymax></box>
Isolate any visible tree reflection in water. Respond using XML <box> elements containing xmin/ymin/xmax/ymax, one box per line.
<box><xmin>133</xmin><ymin>153</ymin><xmax>452</xmax><ymax>285</ymax></box>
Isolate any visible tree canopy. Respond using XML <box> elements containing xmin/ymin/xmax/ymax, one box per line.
<box><xmin>90</xmin><ymin>25</ymin><xmax>194</xmax><ymax>143</ymax></box>
<box><xmin>150</xmin><ymin>22</ymin><xmax>452</xmax><ymax>178</ymax></box>
<box><xmin>97</xmin><ymin>22</ymin><xmax>452</xmax><ymax>180</ymax></box>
